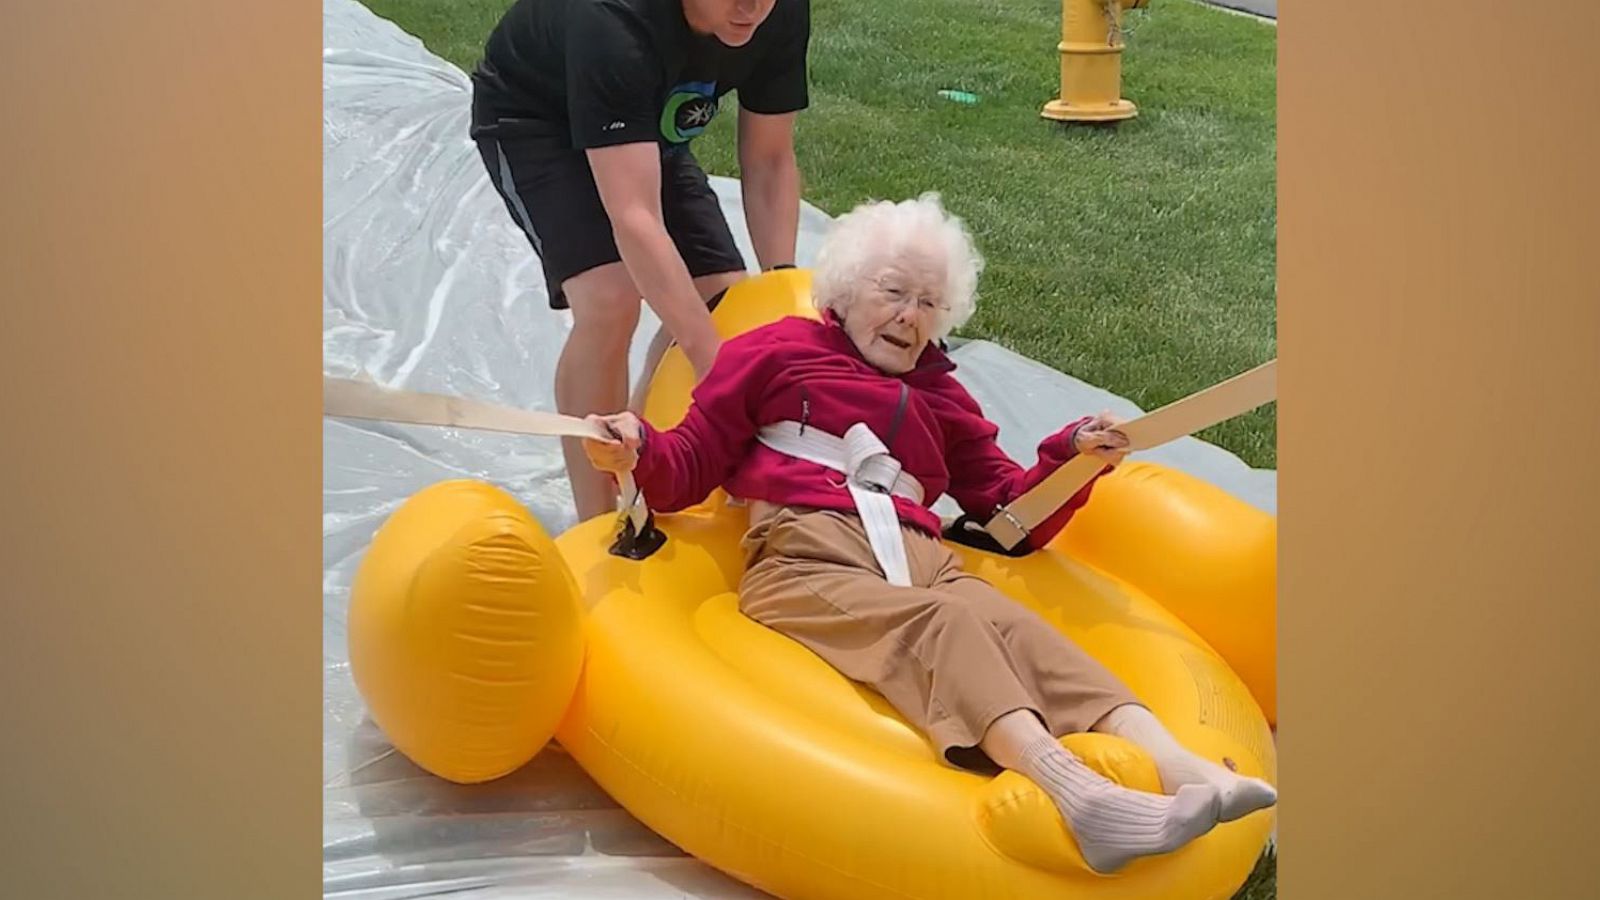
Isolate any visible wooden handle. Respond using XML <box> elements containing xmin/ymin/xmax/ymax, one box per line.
<box><xmin>1116</xmin><ymin>360</ymin><xmax>1277</xmax><ymax>451</ymax></box>
<box><xmin>983</xmin><ymin>359</ymin><xmax>1277</xmax><ymax>549</ymax></box>
<box><xmin>323</xmin><ymin>376</ymin><xmax>608</xmax><ymax>441</ymax></box>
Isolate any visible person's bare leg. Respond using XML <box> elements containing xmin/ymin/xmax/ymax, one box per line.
<box><xmin>556</xmin><ymin>263</ymin><xmax>642</xmax><ymax>522</ymax></box>
<box><xmin>628</xmin><ymin>270</ymin><xmax>745</xmax><ymax>412</ymax></box>
<box><xmin>980</xmin><ymin>709</ymin><xmax>1222</xmax><ymax>874</ymax></box>
<box><xmin>1093</xmin><ymin>703</ymin><xmax>1277</xmax><ymax>822</ymax></box>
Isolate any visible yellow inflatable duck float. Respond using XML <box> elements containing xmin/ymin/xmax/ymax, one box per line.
<box><xmin>340</xmin><ymin>269</ymin><xmax>1277</xmax><ymax>900</ymax></box>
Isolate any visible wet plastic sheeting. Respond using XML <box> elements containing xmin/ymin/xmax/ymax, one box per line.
<box><xmin>322</xmin><ymin>1</ymin><xmax>1275</xmax><ymax>896</ymax></box>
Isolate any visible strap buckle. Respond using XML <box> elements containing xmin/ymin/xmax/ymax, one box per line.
<box><xmin>609</xmin><ymin>509</ymin><xmax>667</xmax><ymax>560</ymax></box>
<box><xmin>994</xmin><ymin>506</ymin><xmax>1028</xmax><ymax>536</ymax></box>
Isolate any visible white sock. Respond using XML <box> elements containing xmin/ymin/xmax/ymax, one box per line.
<box><xmin>1016</xmin><ymin>734</ymin><xmax>1222</xmax><ymax>874</ymax></box>
<box><xmin>1099</xmin><ymin>704</ymin><xmax>1277</xmax><ymax>822</ymax></box>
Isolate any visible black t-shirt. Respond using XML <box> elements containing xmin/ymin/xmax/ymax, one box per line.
<box><xmin>471</xmin><ymin>0</ymin><xmax>810</xmax><ymax>150</ymax></box>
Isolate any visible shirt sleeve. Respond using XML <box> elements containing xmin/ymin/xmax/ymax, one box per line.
<box><xmin>737</xmin><ymin>0</ymin><xmax>811</xmax><ymax>115</ymax></box>
<box><xmin>566</xmin><ymin>2</ymin><xmax>664</xmax><ymax>149</ymax></box>
<box><xmin>632</xmin><ymin>335</ymin><xmax>777</xmax><ymax>512</ymax></box>
<box><xmin>939</xmin><ymin>378</ymin><xmax>1107</xmax><ymax>550</ymax></box>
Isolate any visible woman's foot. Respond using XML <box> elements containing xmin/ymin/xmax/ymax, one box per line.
<box><xmin>1098</xmin><ymin>703</ymin><xmax>1278</xmax><ymax>822</ymax></box>
<box><xmin>1151</xmin><ymin>752</ymin><xmax>1278</xmax><ymax>823</ymax></box>
<box><xmin>1018</xmin><ymin>735</ymin><xmax>1224</xmax><ymax>874</ymax></box>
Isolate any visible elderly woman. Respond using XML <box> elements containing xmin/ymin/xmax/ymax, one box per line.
<box><xmin>583</xmin><ymin>194</ymin><xmax>1275</xmax><ymax>873</ymax></box>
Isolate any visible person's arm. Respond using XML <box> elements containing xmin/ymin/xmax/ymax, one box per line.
<box><xmin>736</xmin><ymin>109</ymin><xmax>800</xmax><ymax>271</ymax></box>
<box><xmin>586</xmin><ymin>144</ymin><xmax>722</xmax><ymax>376</ymax></box>
<box><xmin>941</xmin><ymin>382</ymin><xmax>1128</xmax><ymax>549</ymax></box>
<box><xmin>734</xmin><ymin>0</ymin><xmax>810</xmax><ymax>271</ymax></box>
<box><xmin>584</xmin><ymin>334</ymin><xmax>776</xmax><ymax>512</ymax></box>
<box><xmin>565</xmin><ymin>3</ymin><xmax>721</xmax><ymax>377</ymax></box>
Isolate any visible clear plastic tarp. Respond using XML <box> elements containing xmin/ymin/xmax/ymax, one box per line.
<box><xmin>321</xmin><ymin>1</ymin><xmax>1275</xmax><ymax>895</ymax></box>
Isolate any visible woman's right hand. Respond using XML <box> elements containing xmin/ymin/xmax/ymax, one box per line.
<box><xmin>582</xmin><ymin>412</ymin><xmax>644</xmax><ymax>475</ymax></box>
<box><xmin>1073</xmin><ymin>411</ymin><xmax>1132</xmax><ymax>466</ymax></box>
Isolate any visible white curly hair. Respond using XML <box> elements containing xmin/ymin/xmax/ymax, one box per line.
<box><xmin>811</xmin><ymin>192</ymin><xmax>984</xmax><ymax>340</ymax></box>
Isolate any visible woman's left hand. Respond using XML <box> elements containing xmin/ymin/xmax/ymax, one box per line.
<box><xmin>582</xmin><ymin>412</ymin><xmax>644</xmax><ymax>475</ymax></box>
<box><xmin>1073</xmin><ymin>411</ymin><xmax>1131</xmax><ymax>466</ymax></box>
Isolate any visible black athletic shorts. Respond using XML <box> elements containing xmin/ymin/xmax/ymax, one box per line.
<box><xmin>469</xmin><ymin>107</ymin><xmax>747</xmax><ymax>310</ymax></box>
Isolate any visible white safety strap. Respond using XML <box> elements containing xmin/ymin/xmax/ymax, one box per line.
<box><xmin>756</xmin><ymin>420</ymin><xmax>923</xmax><ymax>587</ymax></box>
<box><xmin>615</xmin><ymin>472</ymin><xmax>648</xmax><ymax>535</ymax></box>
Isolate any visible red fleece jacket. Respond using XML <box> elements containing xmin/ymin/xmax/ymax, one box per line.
<box><xmin>633</xmin><ymin>314</ymin><xmax>1107</xmax><ymax>550</ymax></box>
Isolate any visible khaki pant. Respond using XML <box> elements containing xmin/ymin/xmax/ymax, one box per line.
<box><xmin>738</xmin><ymin>505</ymin><xmax>1138</xmax><ymax>772</ymax></box>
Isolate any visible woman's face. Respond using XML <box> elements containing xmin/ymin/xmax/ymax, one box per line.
<box><xmin>840</xmin><ymin>250</ymin><xmax>948</xmax><ymax>375</ymax></box>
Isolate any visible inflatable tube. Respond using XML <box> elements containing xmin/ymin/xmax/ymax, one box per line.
<box><xmin>553</xmin><ymin>270</ymin><xmax>1278</xmax><ymax>899</ymax></box>
<box><xmin>348</xmin><ymin>479</ymin><xmax>585</xmax><ymax>784</ymax></box>
<box><xmin>1053</xmin><ymin>463</ymin><xmax>1278</xmax><ymax>725</ymax></box>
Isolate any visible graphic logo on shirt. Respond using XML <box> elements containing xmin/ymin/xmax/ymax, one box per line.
<box><xmin>660</xmin><ymin>80</ymin><xmax>719</xmax><ymax>144</ymax></box>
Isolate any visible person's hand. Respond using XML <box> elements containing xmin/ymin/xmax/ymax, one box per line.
<box><xmin>582</xmin><ymin>412</ymin><xmax>644</xmax><ymax>475</ymax></box>
<box><xmin>1073</xmin><ymin>411</ymin><xmax>1131</xmax><ymax>466</ymax></box>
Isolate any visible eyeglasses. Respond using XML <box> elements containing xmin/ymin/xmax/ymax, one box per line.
<box><xmin>869</xmin><ymin>278</ymin><xmax>949</xmax><ymax>316</ymax></box>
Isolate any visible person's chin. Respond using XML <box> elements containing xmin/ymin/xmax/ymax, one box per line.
<box><xmin>717</xmin><ymin>26</ymin><xmax>757</xmax><ymax>46</ymax></box>
<box><xmin>868</xmin><ymin>350</ymin><xmax>914</xmax><ymax>375</ymax></box>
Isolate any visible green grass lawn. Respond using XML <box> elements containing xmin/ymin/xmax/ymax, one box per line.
<box><xmin>359</xmin><ymin>0</ymin><xmax>1277</xmax><ymax>469</ymax></box>
<box><xmin>352</xmin><ymin>1</ymin><xmax>1278</xmax><ymax>894</ymax></box>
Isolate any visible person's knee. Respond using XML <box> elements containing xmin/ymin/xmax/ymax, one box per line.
<box><xmin>565</xmin><ymin>274</ymin><xmax>640</xmax><ymax>354</ymax></box>
<box><xmin>573</xmin><ymin>293</ymin><xmax>640</xmax><ymax>339</ymax></box>
<box><xmin>912</xmin><ymin>596</ymin><xmax>990</xmax><ymax>644</ymax></box>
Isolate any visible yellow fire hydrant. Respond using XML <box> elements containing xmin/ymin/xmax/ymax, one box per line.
<box><xmin>1041</xmin><ymin>0</ymin><xmax>1149</xmax><ymax>123</ymax></box>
